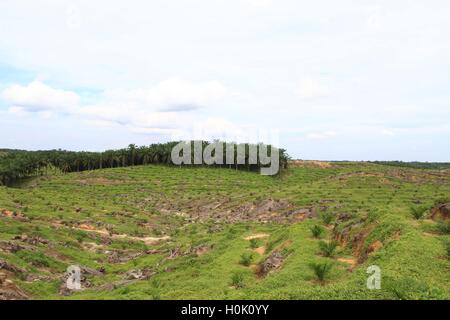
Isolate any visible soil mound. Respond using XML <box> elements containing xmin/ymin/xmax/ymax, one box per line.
<box><xmin>431</xmin><ymin>203</ymin><xmax>450</xmax><ymax>220</ymax></box>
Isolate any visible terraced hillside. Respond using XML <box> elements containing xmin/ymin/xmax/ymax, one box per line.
<box><xmin>0</xmin><ymin>162</ymin><xmax>449</xmax><ymax>299</ymax></box>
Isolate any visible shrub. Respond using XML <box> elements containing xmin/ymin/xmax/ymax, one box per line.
<box><xmin>230</xmin><ymin>271</ymin><xmax>245</xmax><ymax>288</ymax></box>
<box><xmin>320</xmin><ymin>211</ymin><xmax>334</xmax><ymax>225</ymax></box>
<box><xmin>239</xmin><ymin>252</ymin><xmax>254</xmax><ymax>266</ymax></box>
<box><xmin>74</xmin><ymin>230</ymin><xmax>87</xmax><ymax>243</ymax></box>
<box><xmin>410</xmin><ymin>205</ymin><xmax>428</xmax><ymax>220</ymax></box>
<box><xmin>436</xmin><ymin>220</ymin><xmax>450</xmax><ymax>235</ymax></box>
<box><xmin>309</xmin><ymin>262</ymin><xmax>333</xmax><ymax>282</ymax></box>
<box><xmin>318</xmin><ymin>240</ymin><xmax>338</xmax><ymax>257</ymax></box>
<box><xmin>310</xmin><ymin>225</ymin><xmax>324</xmax><ymax>238</ymax></box>
<box><xmin>249</xmin><ymin>238</ymin><xmax>259</xmax><ymax>249</ymax></box>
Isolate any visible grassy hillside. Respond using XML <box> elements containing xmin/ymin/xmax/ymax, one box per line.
<box><xmin>0</xmin><ymin>162</ymin><xmax>449</xmax><ymax>299</ymax></box>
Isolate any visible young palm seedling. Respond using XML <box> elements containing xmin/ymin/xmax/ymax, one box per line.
<box><xmin>318</xmin><ymin>240</ymin><xmax>338</xmax><ymax>257</ymax></box>
<box><xmin>310</xmin><ymin>225</ymin><xmax>324</xmax><ymax>238</ymax></box>
<box><xmin>230</xmin><ymin>271</ymin><xmax>245</xmax><ymax>288</ymax></box>
<box><xmin>239</xmin><ymin>252</ymin><xmax>254</xmax><ymax>266</ymax></box>
<box><xmin>436</xmin><ymin>219</ymin><xmax>450</xmax><ymax>235</ymax></box>
<box><xmin>410</xmin><ymin>205</ymin><xmax>428</xmax><ymax>220</ymax></box>
<box><xmin>309</xmin><ymin>262</ymin><xmax>333</xmax><ymax>283</ymax></box>
<box><xmin>320</xmin><ymin>211</ymin><xmax>334</xmax><ymax>225</ymax></box>
<box><xmin>249</xmin><ymin>238</ymin><xmax>259</xmax><ymax>249</ymax></box>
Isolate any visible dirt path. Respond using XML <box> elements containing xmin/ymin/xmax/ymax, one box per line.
<box><xmin>337</xmin><ymin>257</ymin><xmax>358</xmax><ymax>269</ymax></box>
<box><xmin>111</xmin><ymin>234</ymin><xmax>170</xmax><ymax>245</ymax></box>
<box><xmin>243</xmin><ymin>233</ymin><xmax>270</xmax><ymax>241</ymax></box>
<box><xmin>55</xmin><ymin>223</ymin><xmax>170</xmax><ymax>245</ymax></box>
<box><xmin>254</xmin><ymin>246</ymin><xmax>266</xmax><ymax>255</ymax></box>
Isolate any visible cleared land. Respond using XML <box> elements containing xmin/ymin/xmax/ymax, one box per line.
<box><xmin>0</xmin><ymin>162</ymin><xmax>449</xmax><ymax>299</ymax></box>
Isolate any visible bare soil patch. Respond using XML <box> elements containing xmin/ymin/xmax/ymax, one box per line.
<box><xmin>158</xmin><ymin>197</ymin><xmax>320</xmax><ymax>224</ymax></box>
<box><xmin>112</xmin><ymin>234</ymin><xmax>169</xmax><ymax>246</ymax></box>
<box><xmin>0</xmin><ymin>208</ymin><xmax>28</xmax><ymax>222</ymax></box>
<box><xmin>337</xmin><ymin>257</ymin><xmax>358</xmax><ymax>270</ymax></box>
<box><xmin>243</xmin><ymin>233</ymin><xmax>270</xmax><ymax>241</ymax></box>
<box><xmin>256</xmin><ymin>252</ymin><xmax>284</xmax><ymax>277</ymax></box>
<box><xmin>254</xmin><ymin>246</ymin><xmax>266</xmax><ymax>255</ymax></box>
<box><xmin>0</xmin><ymin>271</ymin><xmax>28</xmax><ymax>300</ymax></box>
<box><xmin>289</xmin><ymin>160</ymin><xmax>332</xmax><ymax>168</ymax></box>
<box><xmin>56</xmin><ymin>222</ymin><xmax>170</xmax><ymax>246</ymax></box>
<box><xmin>367</xmin><ymin>240</ymin><xmax>383</xmax><ymax>254</ymax></box>
<box><xmin>194</xmin><ymin>246</ymin><xmax>210</xmax><ymax>257</ymax></box>
<box><xmin>431</xmin><ymin>203</ymin><xmax>450</xmax><ymax>220</ymax></box>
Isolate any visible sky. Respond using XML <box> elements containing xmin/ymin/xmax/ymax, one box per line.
<box><xmin>0</xmin><ymin>0</ymin><xmax>449</xmax><ymax>161</ymax></box>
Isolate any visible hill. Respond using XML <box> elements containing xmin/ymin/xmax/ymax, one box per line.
<box><xmin>0</xmin><ymin>163</ymin><xmax>449</xmax><ymax>299</ymax></box>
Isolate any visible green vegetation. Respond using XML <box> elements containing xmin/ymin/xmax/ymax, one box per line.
<box><xmin>386</xmin><ymin>277</ymin><xmax>445</xmax><ymax>300</ymax></box>
<box><xmin>0</xmin><ymin>142</ymin><xmax>289</xmax><ymax>185</ymax></box>
<box><xmin>239</xmin><ymin>253</ymin><xmax>254</xmax><ymax>266</ymax></box>
<box><xmin>370</xmin><ymin>161</ymin><xmax>450</xmax><ymax>170</ymax></box>
<box><xmin>443</xmin><ymin>240</ymin><xmax>450</xmax><ymax>259</ymax></box>
<box><xmin>230</xmin><ymin>271</ymin><xmax>246</xmax><ymax>288</ymax></box>
<box><xmin>436</xmin><ymin>220</ymin><xmax>450</xmax><ymax>235</ymax></box>
<box><xmin>249</xmin><ymin>238</ymin><xmax>259</xmax><ymax>249</ymax></box>
<box><xmin>0</xmin><ymin>159</ymin><xmax>449</xmax><ymax>300</ymax></box>
<box><xmin>410</xmin><ymin>205</ymin><xmax>428</xmax><ymax>220</ymax></box>
<box><xmin>320</xmin><ymin>211</ymin><xmax>334</xmax><ymax>225</ymax></box>
<box><xmin>318</xmin><ymin>240</ymin><xmax>338</xmax><ymax>257</ymax></box>
<box><xmin>310</xmin><ymin>225</ymin><xmax>324</xmax><ymax>238</ymax></box>
<box><xmin>309</xmin><ymin>262</ymin><xmax>333</xmax><ymax>282</ymax></box>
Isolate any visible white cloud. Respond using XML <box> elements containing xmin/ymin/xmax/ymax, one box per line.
<box><xmin>78</xmin><ymin>105</ymin><xmax>189</xmax><ymax>132</ymax></box>
<box><xmin>102</xmin><ymin>77</ymin><xmax>228</xmax><ymax>112</ymax></box>
<box><xmin>8</xmin><ymin>106</ymin><xmax>27</xmax><ymax>115</ymax></box>
<box><xmin>2</xmin><ymin>78</ymin><xmax>228</xmax><ymax>115</ymax></box>
<box><xmin>2</xmin><ymin>78</ymin><xmax>231</xmax><ymax>135</ymax></box>
<box><xmin>2</xmin><ymin>81</ymin><xmax>80</xmax><ymax>112</ymax></box>
<box><xmin>76</xmin><ymin>77</ymin><xmax>230</xmax><ymax>132</ymax></box>
<box><xmin>294</xmin><ymin>77</ymin><xmax>330</xmax><ymax>100</ymax></box>
<box><xmin>381</xmin><ymin>129</ymin><xmax>395</xmax><ymax>136</ymax></box>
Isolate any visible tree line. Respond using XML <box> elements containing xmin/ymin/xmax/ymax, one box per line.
<box><xmin>370</xmin><ymin>161</ymin><xmax>450</xmax><ymax>170</ymax></box>
<box><xmin>0</xmin><ymin>141</ymin><xmax>289</xmax><ymax>185</ymax></box>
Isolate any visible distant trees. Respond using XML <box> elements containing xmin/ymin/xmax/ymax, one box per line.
<box><xmin>371</xmin><ymin>161</ymin><xmax>450</xmax><ymax>169</ymax></box>
<box><xmin>0</xmin><ymin>141</ymin><xmax>290</xmax><ymax>185</ymax></box>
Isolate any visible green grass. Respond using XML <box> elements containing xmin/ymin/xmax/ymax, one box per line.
<box><xmin>0</xmin><ymin>162</ymin><xmax>449</xmax><ymax>299</ymax></box>
<box><xmin>443</xmin><ymin>240</ymin><xmax>450</xmax><ymax>259</ymax></box>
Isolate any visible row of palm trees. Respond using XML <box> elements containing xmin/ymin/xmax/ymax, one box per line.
<box><xmin>0</xmin><ymin>141</ymin><xmax>289</xmax><ymax>185</ymax></box>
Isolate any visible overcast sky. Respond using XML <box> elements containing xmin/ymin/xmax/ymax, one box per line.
<box><xmin>1</xmin><ymin>0</ymin><xmax>449</xmax><ymax>161</ymax></box>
